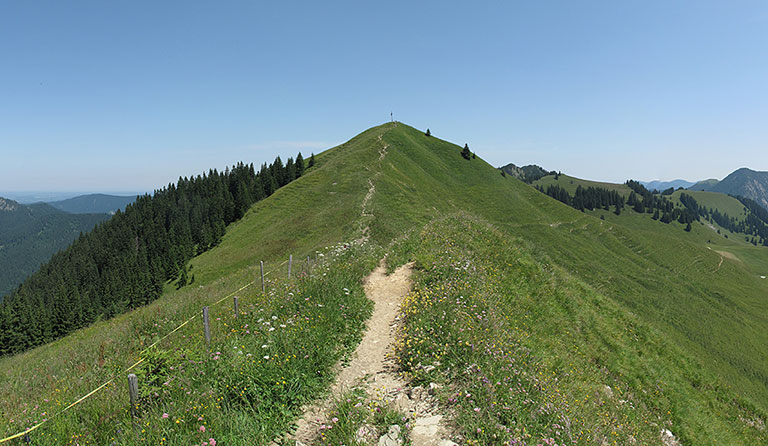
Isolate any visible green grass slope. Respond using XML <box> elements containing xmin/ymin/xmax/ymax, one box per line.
<box><xmin>0</xmin><ymin>125</ymin><xmax>390</xmax><ymax>444</ymax></box>
<box><xmin>1</xmin><ymin>122</ymin><xmax>766</xmax><ymax>445</ymax></box>
<box><xmin>389</xmin><ymin>214</ymin><xmax>766</xmax><ymax>444</ymax></box>
<box><xmin>376</xmin><ymin>126</ymin><xmax>768</xmax><ymax>412</ymax></box>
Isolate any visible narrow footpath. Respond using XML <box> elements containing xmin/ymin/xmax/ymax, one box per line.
<box><xmin>290</xmin><ymin>260</ymin><xmax>453</xmax><ymax>445</ymax></box>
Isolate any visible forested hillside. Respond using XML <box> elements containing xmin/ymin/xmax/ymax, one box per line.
<box><xmin>0</xmin><ymin>153</ymin><xmax>312</xmax><ymax>355</ymax></box>
<box><xmin>0</xmin><ymin>199</ymin><xmax>108</xmax><ymax>299</ymax></box>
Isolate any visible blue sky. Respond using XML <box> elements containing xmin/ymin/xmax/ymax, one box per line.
<box><xmin>2</xmin><ymin>1</ymin><xmax>768</xmax><ymax>192</ymax></box>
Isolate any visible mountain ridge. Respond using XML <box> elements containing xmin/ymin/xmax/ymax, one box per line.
<box><xmin>47</xmin><ymin>193</ymin><xmax>137</xmax><ymax>214</ymax></box>
<box><xmin>640</xmin><ymin>179</ymin><xmax>695</xmax><ymax>190</ymax></box>
<box><xmin>0</xmin><ymin>123</ymin><xmax>766</xmax><ymax>444</ymax></box>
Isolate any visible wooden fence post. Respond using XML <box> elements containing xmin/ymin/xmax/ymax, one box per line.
<box><xmin>288</xmin><ymin>254</ymin><xmax>293</xmax><ymax>279</ymax></box>
<box><xmin>202</xmin><ymin>306</ymin><xmax>211</xmax><ymax>351</ymax></box>
<box><xmin>233</xmin><ymin>296</ymin><xmax>239</xmax><ymax>318</ymax></box>
<box><xmin>128</xmin><ymin>373</ymin><xmax>138</xmax><ymax>417</ymax></box>
<box><xmin>260</xmin><ymin>261</ymin><xmax>265</xmax><ymax>293</ymax></box>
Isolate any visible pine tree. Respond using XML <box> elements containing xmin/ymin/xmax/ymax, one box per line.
<box><xmin>425</xmin><ymin>128</ymin><xmax>431</xmax><ymax>137</ymax></box>
<box><xmin>308</xmin><ymin>153</ymin><xmax>316</xmax><ymax>168</ymax></box>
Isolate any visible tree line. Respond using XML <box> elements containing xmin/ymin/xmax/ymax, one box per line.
<box><xmin>536</xmin><ymin>180</ymin><xmax>699</xmax><ymax>232</ymax></box>
<box><xmin>537</xmin><ymin>179</ymin><xmax>768</xmax><ymax>243</ymax></box>
<box><xmin>704</xmin><ymin>195</ymin><xmax>768</xmax><ymax>246</ymax></box>
<box><xmin>0</xmin><ymin>152</ymin><xmax>314</xmax><ymax>356</ymax></box>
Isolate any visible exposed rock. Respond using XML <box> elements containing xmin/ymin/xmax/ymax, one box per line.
<box><xmin>413</xmin><ymin>415</ymin><xmax>443</xmax><ymax>437</ymax></box>
<box><xmin>410</xmin><ymin>386</ymin><xmax>430</xmax><ymax>402</ymax></box>
<box><xmin>378</xmin><ymin>425</ymin><xmax>403</xmax><ymax>446</ymax></box>
<box><xmin>438</xmin><ymin>440</ymin><xmax>458</xmax><ymax>446</ymax></box>
<box><xmin>355</xmin><ymin>424</ymin><xmax>377</xmax><ymax>444</ymax></box>
<box><xmin>428</xmin><ymin>382</ymin><xmax>443</xmax><ymax>394</ymax></box>
<box><xmin>661</xmin><ymin>429</ymin><xmax>680</xmax><ymax>446</ymax></box>
<box><xmin>394</xmin><ymin>393</ymin><xmax>412</xmax><ymax>412</ymax></box>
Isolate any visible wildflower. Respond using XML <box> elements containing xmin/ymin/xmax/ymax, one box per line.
<box><xmin>162</xmin><ymin>413</ymin><xmax>169</xmax><ymax>419</ymax></box>
<box><xmin>209</xmin><ymin>439</ymin><xmax>217</xmax><ymax>446</ymax></box>
<box><xmin>199</xmin><ymin>425</ymin><xmax>206</xmax><ymax>432</ymax></box>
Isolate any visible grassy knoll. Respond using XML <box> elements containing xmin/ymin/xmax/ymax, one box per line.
<box><xmin>369</xmin><ymin>125</ymin><xmax>768</xmax><ymax>416</ymax></box>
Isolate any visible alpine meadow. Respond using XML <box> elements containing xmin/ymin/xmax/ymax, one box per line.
<box><xmin>0</xmin><ymin>122</ymin><xmax>766</xmax><ymax>445</ymax></box>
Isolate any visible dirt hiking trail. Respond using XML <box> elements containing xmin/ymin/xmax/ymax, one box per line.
<box><xmin>289</xmin><ymin>260</ymin><xmax>453</xmax><ymax>445</ymax></box>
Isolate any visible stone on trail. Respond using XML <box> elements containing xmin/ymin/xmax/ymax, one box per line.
<box><xmin>412</xmin><ymin>414</ymin><xmax>443</xmax><ymax>437</ymax></box>
<box><xmin>378</xmin><ymin>424</ymin><xmax>403</xmax><ymax>446</ymax></box>
<box><xmin>355</xmin><ymin>424</ymin><xmax>377</xmax><ymax>444</ymax></box>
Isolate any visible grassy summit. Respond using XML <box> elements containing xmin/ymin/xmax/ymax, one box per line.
<box><xmin>0</xmin><ymin>122</ymin><xmax>766</xmax><ymax>444</ymax></box>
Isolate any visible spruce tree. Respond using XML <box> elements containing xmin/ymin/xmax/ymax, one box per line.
<box><xmin>309</xmin><ymin>153</ymin><xmax>315</xmax><ymax>168</ymax></box>
<box><xmin>425</xmin><ymin>128</ymin><xmax>431</xmax><ymax>137</ymax></box>
<box><xmin>295</xmin><ymin>153</ymin><xmax>305</xmax><ymax>177</ymax></box>
<box><xmin>176</xmin><ymin>265</ymin><xmax>188</xmax><ymax>289</ymax></box>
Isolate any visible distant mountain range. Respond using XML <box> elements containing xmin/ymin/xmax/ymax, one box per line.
<box><xmin>48</xmin><ymin>193</ymin><xmax>137</xmax><ymax>214</ymax></box>
<box><xmin>0</xmin><ymin>197</ymin><xmax>110</xmax><ymax>299</ymax></box>
<box><xmin>639</xmin><ymin>179</ymin><xmax>695</xmax><ymax>191</ymax></box>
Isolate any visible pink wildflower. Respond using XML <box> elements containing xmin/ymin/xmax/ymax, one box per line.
<box><xmin>162</xmin><ymin>413</ymin><xmax>169</xmax><ymax>419</ymax></box>
<box><xmin>199</xmin><ymin>425</ymin><xmax>206</xmax><ymax>432</ymax></box>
